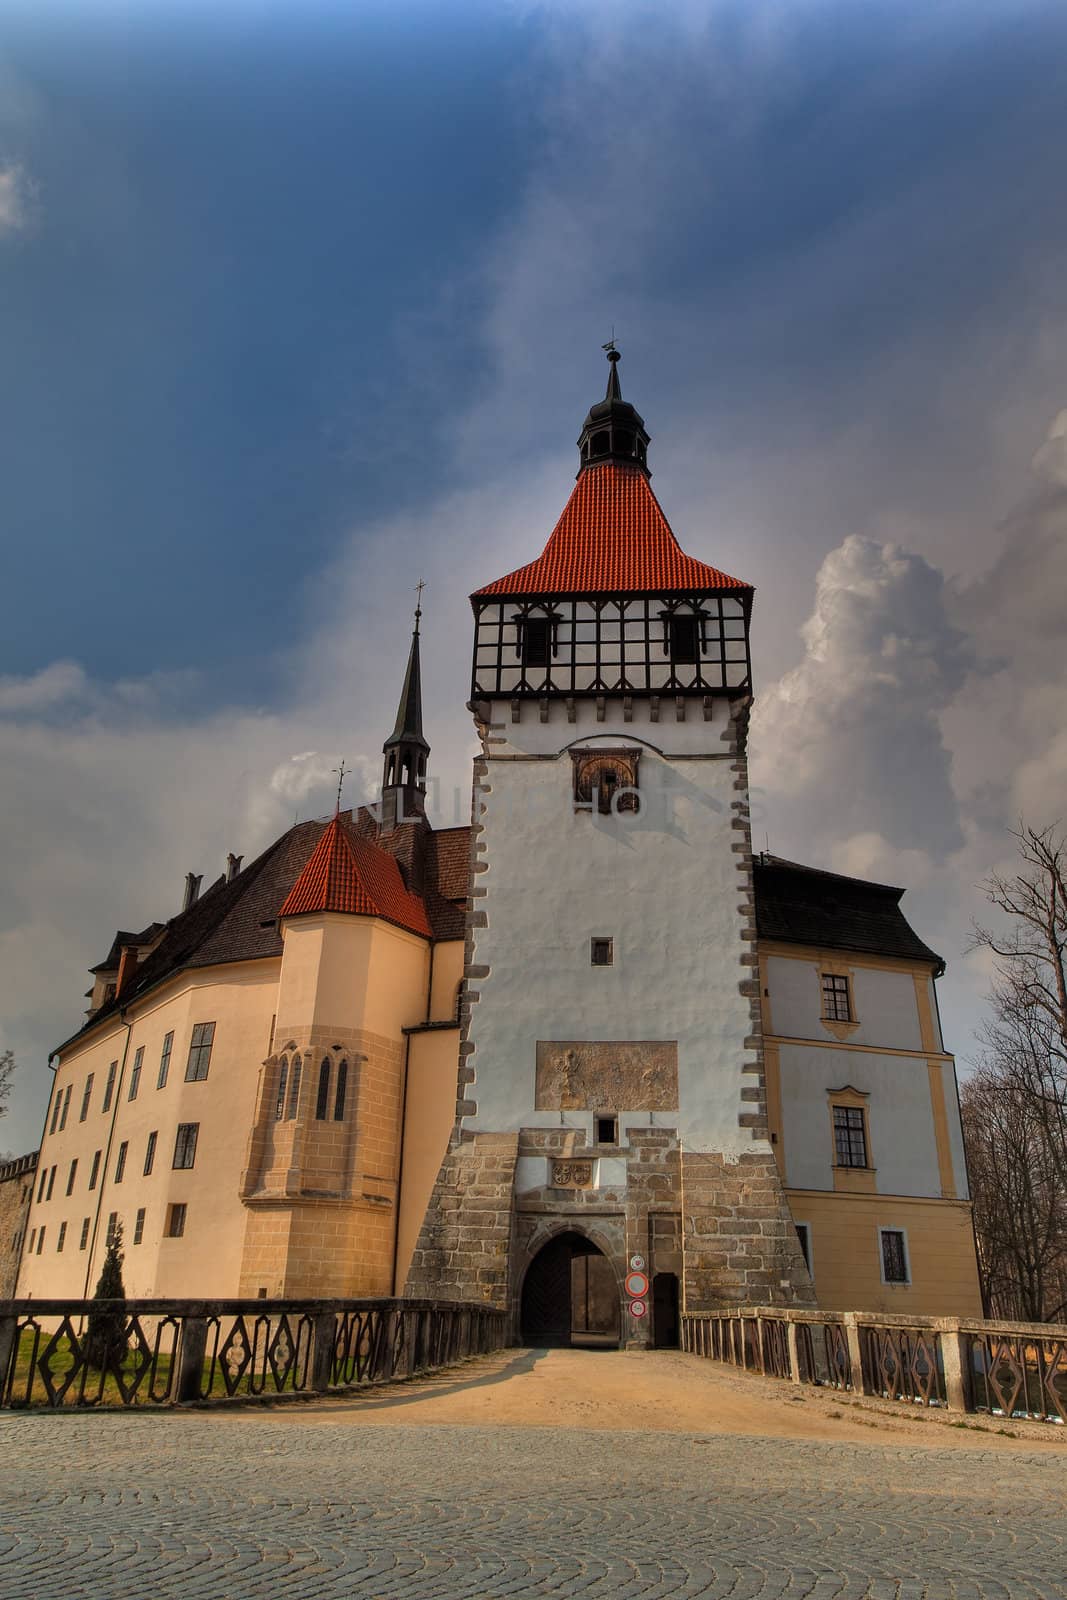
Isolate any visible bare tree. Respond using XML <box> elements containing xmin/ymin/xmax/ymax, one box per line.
<box><xmin>0</xmin><ymin>1049</ymin><xmax>14</xmax><ymax>1122</ymax></box>
<box><xmin>966</xmin><ymin>824</ymin><xmax>1067</xmax><ymax>1320</ymax></box>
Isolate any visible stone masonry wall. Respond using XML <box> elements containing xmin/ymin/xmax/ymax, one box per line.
<box><xmin>0</xmin><ymin>1153</ymin><xmax>37</xmax><ymax>1298</ymax></box>
<box><xmin>404</xmin><ymin>1132</ymin><xmax>519</xmax><ymax>1308</ymax></box>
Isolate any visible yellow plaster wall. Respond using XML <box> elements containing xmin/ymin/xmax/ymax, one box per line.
<box><xmin>19</xmin><ymin>961</ymin><xmax>279</xmax><ymax>1301</ymax></box>
<box><xmin>395</xmin><ymin>1025</ymin><xmax>460</xmax><ymax>1290</ymax></box>
<box><xmin>786</xmin><ymin>1189</ymin><xmax>982</xmax><ymax>1317</ymax></box>
<box><xmin>429</xmin><ymin>939</ymin><xmax>464</xmax><ymax>1025</ymax></box>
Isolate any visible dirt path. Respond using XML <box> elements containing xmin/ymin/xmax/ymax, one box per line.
<box><xmin>228</xmin><ymin>1346</ymin><xmax>1067</xmax><ymax>1451</ymax></box>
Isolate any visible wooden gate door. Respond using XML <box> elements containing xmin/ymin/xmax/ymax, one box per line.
<box><xmin>571</xmin><ymin>1251</ymin><xmax>620</xmax><ymax>1347</ymax></box>
<box><xmin>521</xmin><ymin>1237</ymin><xmax>573</xmax><ymax>1344</ymax></box>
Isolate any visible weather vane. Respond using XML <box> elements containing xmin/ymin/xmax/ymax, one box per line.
<box><xmin>414</xmin><ymin>578</ymin><xmax>426</xmax><ymax>631</ymax></box>
<box><xmin>332</xmin><ymin>759</ymin><xmax>349</xmax><ymax>814</ymax></box>
<box><xmin>602</xmin><ymin>327</ymin><xmax>618</xmax><ymax>359</ymax></box>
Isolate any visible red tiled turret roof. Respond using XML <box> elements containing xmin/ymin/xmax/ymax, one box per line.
<box><xmin>474</xmin><ymin>462</ymin><xmax>750</xmax><ymax>597</ymax></box>
<box><xmin>278</xmin><ymin>814</ymin><xmax>432</xmax><ymax>938</ymax></box>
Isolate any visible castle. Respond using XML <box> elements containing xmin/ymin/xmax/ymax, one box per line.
<box><xmin>13</xmin><ymin>353</ymin><xmax>982</xmax><ymax>1343</ymax></box>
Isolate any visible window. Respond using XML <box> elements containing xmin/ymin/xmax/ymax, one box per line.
<box><xmin>287</xmin><ymin>1056</ymin><xmax>302</xmax><ymax>1120</ymax></box>
<box><xmin>36</xmin><ymin>1228</ymin><xmax>45</xmax><ymax>1254</ymax></box>
<box><xmin>880</xmin><ymin>1228</ymin><xmax>910</xmax><ymax>1285</ymax></box>
<box><xmin>166</xmin><ymin>1202</ymin><xmax>187</xmax><ymax>1238</ymax></box>
<box><xmin>822</xmin><ymin>973</ymin><xmax>852</xmax><ymax>1022</ymax></box>
<box><xmin>66</xmin><ymin>1159</ymin><xmax>78</xmax><ymax>1197</ymax></box>
<box><xmin>572</xmin><ymin>748</ymin><xmax>640</xmax><ymax>816</ymax></box>
<box><xmin>794</xmin><ymin>1222</ymin><xmax>813</xmax><ymax>1274</ymax></box>
<box><xmin>114</xmin><ymin>1141</ymin><xmax>128</xmax><ymax>1183</ymax></box>
<box><xmin>134</xmin><ymin>1208</ymin><xmax>145</xmax><ymax>1246</ymax></box>
<box><xmin>334</xmin><ymin>1060</ymin><xmax>348</xmax><ymax>1121</ymax></box>
<box><xmin>102</xmin><ymin>1060</ymin><xmax>117</xmax><ymax>1113</ymax></box>
<box><xmin>833</xmin><ymin>1105</ymin><xmax>868</xmax><ymax>1168</ymax></box>
<box><xmin>59</xmin><ymin>1084</ymin><xmax>72</xmax><ymax>1131</ymax></box>
<box><xmin>143</xmin><ymin>1131</ymin><xmax>157</xmax><ymax>1176</ymax></box>
<box><xmin>88</xmin><ymin>1150</ymin><xmax>101</xmax><ymax>1191</ymax></box>
<box><xmin>523</xmin><ymin>615</ymin><xmax>550</xmax><ymax>668</ymax></box>
<box><xmin>105</xmin><ymin>1212</ymin><xmax>118</xmax><ymax>1246</ymax></box>
<box><xmin>128</xmin><ymin>1046</ymin><xmax>144</xmax><ymax>1100</ymax></box>
<box><xmin>57</xmin><ymin>1221</ymin><xmax>67</xmax><ymax>1253</ymax></box>
<box><xmin>49</xmin><ymin>1091</ymin><xmax>62</xmax><ymax>1136</ymax></box>
<box><xmin>275</xmin><ymin>1057</ymin><xmax>289</xmax><ymax>1120</ymax></box>
<box><xmin>79</xmin><ymin>1217</ymin><xmax>90</xmax><ymax>1251</ymax></box>
<box><xmin>185</xmin><ymin>1021</ymin><xmax>216</xmax><ymax>1082</ymax></box>
<box><xmin>158</xmin><ymin>1030</ymin><xmax>173</xmax><ymax>1089</ymax></box>
<box><xmin>595</xmin><ymin>1114</ymin><xmax>618</xmax><ymax>1145</ymax></box>
<box><xmin>37</xmin><ymin>1168</ymin><xmax>47</xmax><ymax>1203</ymax></box>
<box><xmin>27</xmin><ymin>1229</ymin><xmax>35</xmax><ymax>1255</ymax></box>
<box><xmin>45</xmin><ymin>1166</ymin><xmax>57</xmax><ymax>1201</ymax></box>
<box><xmin>669</xmin><ymin>613</ymin><xmax>699</xmax><ymax>663</ymax></box>
<box><xmin>79</xmin><ymin>1074</ymin><xmax>94</xmax><ymax>1122</ymax></box>
<box><xmin>591</xmin><ymin>937</ymin><xmax>613</xmax><ymax>967</ymax></box>
<box><xmin>173</xmin><ymin>1123</ymin><xmax>199</xmax><ymax>1170</ymax></box>
<box><xmin>315</xmin><ymin>1057</ymin><xmax>331</xmax><ymax>1120</ymax></box>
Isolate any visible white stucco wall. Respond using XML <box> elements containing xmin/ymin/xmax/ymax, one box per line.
<box><xmin>767</xmin><ymin>956</ymin><xmax>923</xmax><ymax>1051</ymax></box>
<box><xmin>779</xmin><ymin>1043</ymin><xmax>943</xmax><ymax>1196</ymax></box>
<box><xmin>465</xmin><ymin>701</ymin><xmax>761</xmax><ymax>1156</ymax></box>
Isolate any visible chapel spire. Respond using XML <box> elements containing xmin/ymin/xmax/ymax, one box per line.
<box><xmin>382</xmin><ymin>591</ymin><xmax>430</xmax><ymax>821</ymax></box>
<box><xmin>576</xmin><ymin>343</ymin><xmax>651</xmax><ymax>478</ymax></box>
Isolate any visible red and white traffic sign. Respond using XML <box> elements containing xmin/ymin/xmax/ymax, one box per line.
<box><xmin>624</xmin><ymin>1270</ymin><xmax>650</xmax><ymax>1299</ymax></box>
<box><xmin>629</xmin><ymin>1254</ymin><xmax>645</xmax><ymax>1272</ymax></box>
<box><xmin>629</xmin><ymin>1298</ymin><xmax>647</xmax><ymax>1318</ymax></box>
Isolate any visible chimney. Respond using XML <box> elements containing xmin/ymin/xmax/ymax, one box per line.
<box><xmin>183</xmin><ymin>872</ymin><xmax>203</xmax><ymax>911</ymax></box>
<box><xmin>226</xmin><ymin>852</ymin><xmax>243</xmax><ymax>883</ymax></box>
<box><xmin>116</xmin><ymin>945</ymin><xmax>139</xmax><ymax>997</ymax></box>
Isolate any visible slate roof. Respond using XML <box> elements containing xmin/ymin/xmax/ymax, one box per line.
<box><xmin>473</xmin><ymin>462</ymin><xmax>750</xmax><ymax>597</ymax></box>
<box><xmin>753</xmin><ymin>856</ymin><xmax>943</xmax><ymax>971</ymax></box>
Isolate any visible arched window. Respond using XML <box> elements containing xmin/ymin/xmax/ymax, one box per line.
<box><xmin>274</xmin><ymin>1056</ymin><xmax>288</xmax><ymax>1121</ymax></box>
<box><xmin>287</xmin><ymin>1054</ymin><xmax>302</xmax><ymax>1120</ymax></box>
<box><xmin>315</xmin><ymin>1057</ymin><xmax>331</xmax><ymax>1121</ymax></box>
<box><xmin>333</xmin><ymin>1060</ymin><xmax>348</xmax><ymax>1121</ymax></box>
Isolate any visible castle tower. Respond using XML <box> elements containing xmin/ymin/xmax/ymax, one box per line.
<box><xmin>407</xmin><ymin>351</ymin><xmax>814</xmax><ymax>1344</ymax></box>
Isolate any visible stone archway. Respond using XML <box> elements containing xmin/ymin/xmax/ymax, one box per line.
<box><xmin>520</xmin><ymin>1231</ymin><xmax>621</xmax><ymax>1348</ymax></box>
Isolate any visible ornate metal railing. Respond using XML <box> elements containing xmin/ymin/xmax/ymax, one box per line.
<box><xmin>682</xmin><ymin>1307</ymin><xmax>1067</xmax><ymax>1421</ymax></box>
<box><xmin>0</xmin><ymin>1297</ymin><xmax>506</xmax><ymax>1410</ymax></box>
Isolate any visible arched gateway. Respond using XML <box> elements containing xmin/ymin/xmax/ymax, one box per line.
<box><xmin>520</xmin><ymin>1232</ymin><xmax>621</xmax><ymax>1348</ymax></box>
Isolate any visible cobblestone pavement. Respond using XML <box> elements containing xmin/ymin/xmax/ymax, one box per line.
<box><xmin>1</xmin><ymin>1409</ymin><xmax>1064</xmax><ymax>1599</ymax></box>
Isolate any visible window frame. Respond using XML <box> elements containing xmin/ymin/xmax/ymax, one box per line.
<box><xmin>315</xmin><ymin>1057</ymin><xmax>331</xmax><ymax>1121</ymax></box>
<box><xmin>66</xmin><ymin>1159</ymin><xmax>78</xmax><ymax>1197</ymax></box>
<box><xmin>134</xmin><ymin>1208</ymin><xmax>146</xmax><ymax>1246</ymax></box>
<box><xmin>158</xmin><ymin>1030</ymin><xmax>174</xmax><ymax>1089</ymax></box>
<box><xmin>184</xmin><ymin>1021</ymin><xmax>216</xmax><ymax>1083</ymax></box>
<box><xmin>79</xmin><ymin>1217</ymin><xmax>90</xmax><ymax>1251</ymax></box>
<box><xmin>114</xmin><ymin>1141</ymin><xmax>129</xmax><ymax>1183</ymax></box>
<box><xmin>88</xmin><ymin>1150</ymin><xmax>101</xmax><ymax>1191</ymax></box>
<box><xmin>590</xmin><ymin>937</ymin><xmax>614</xmax><ymax>967</ymax></box>
<box><xmin>128</xmin><ymin>1045</ymin><xmax>144</xmax><ymax>1100</ymax></box>
<box><xmin>166</xmin><ymin>1202</ymin><xmax>187</xmax><ymax>1239</ymax></box>
<box><xmin>57</xmin><ymin>1220</ymin><xmax>67</xmax><ymax>1253</ymax></box>
<box><xmin>821</xmin><ymin>972</ymin><xmax>853</xmax><ymax>1023</ymax></box>
<box><xmin>832</xmin><ymin>1104</ymin><xmax>869</xmax><ymax>1169</ymax></box>
<box><xmin>143</xmin><ymin>1130</ymin><xmax>157</xmax><ymax>1176</ymax></box>
<box><xmin>59</xmin><ymin>1084</ymin><xmax>72</xmax><ymax>1130</ymax></box>
<box><xmin>102</xmin><ymin>1060</ymin><xmax>118</xmax><ymax>1113</ymax></box>
<box><xmin>172</xmin><ymin>1122</ymin><xmax>199</xmax><ymax>1171</ymax></box>
<box><xmin>79</xmin><ymin>1073</ymin><xmax>94</xmax><ymax>1122</ymax></box>
<box><xmin>879</xmin><ymin>1226</ymin><xmax>911</xmax><ymax>1286</ymax></box>
<box><xmin>594</xmin><ymin>1113</ymin><xmax>618</xmax><ymax>1146</ymax></box>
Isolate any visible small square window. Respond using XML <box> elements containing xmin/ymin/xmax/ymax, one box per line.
<box><xmin>881</xmin><ymin>1228</ymin><xmax>909</xmax><ymax>1284</ymax></box>
<box><xmin>595</xmin><ymin>1115</ymin><xmax>618</xmax><ymax>1146</ymax></box>
<box><xmin>166</xmin><ymin>1202</ymin><xmax>187</xmax><ymax>1239</ymax></box>
<box><xmin>591</xmin><ymin>937</ymin><xmax>613</xmax><ymax>967</ymax></box>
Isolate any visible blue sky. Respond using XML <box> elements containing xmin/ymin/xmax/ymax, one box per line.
<box><xmin>4</xmin><ymin>0</ymin><xmax>1067</xmax><ymax>1151</ymax></box>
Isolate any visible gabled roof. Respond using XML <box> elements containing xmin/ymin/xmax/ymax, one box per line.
<box><xmin>278</xmin><ymin>813</ymin><xmax>432</xmax><ymax>937</ymax></box>
<box><xmin>753</xmin><ymin>856</ymin><xmax>943</xmax><ymax>971</ymax></box>
<box><xmin>474</xmin><ymin>462</ymin><xmax>750</xmax><ymax>598</ymax></box>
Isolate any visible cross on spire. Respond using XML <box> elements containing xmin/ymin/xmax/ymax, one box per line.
<box><xmin>331</xmin><ymin>759</ymin><xmax>349</xmax><ymax>816</ymax></box>
<box><xmin>414</xmin><ymin>578</ymin><xmax>426</xmax><ymax>634</ymax></box>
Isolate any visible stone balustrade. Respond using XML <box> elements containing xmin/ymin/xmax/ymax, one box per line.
<box><xmin>682</xmin><ymin>1306</ymin><xmax>1067</xmax><ymax>1424</ymax></box>
<box><xmin>0</xmin><ymin>1296</ymin><xmax>505</xmax><ymax>1409</ymax></box>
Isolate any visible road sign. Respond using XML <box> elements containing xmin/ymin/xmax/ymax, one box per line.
<box><xmin>624</xmin><ymin>1270</ymin><xmax>650</xmax><ymax>1299</ymax></box>
<box><xmin>629</xmin><ymin>1254</ymin><xmax>645</xmax><ymax>1271</ymax></box>
<box><xmin>629</xmin><ymin>1298</ymin><xmax>647</xmax><ymax>1318</ymax></box>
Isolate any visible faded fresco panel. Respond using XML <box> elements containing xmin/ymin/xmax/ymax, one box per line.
<box><xmin>534</xmin><ymin>1041</ymin><xmax>679</xmax><ymax>1111</ymax></box>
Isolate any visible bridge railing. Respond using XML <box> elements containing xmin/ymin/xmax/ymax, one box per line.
<box><xmin>0</xmin><ymin>1297</ymin><xmax>506</xmax><ymax>1410</ymax></box>
<box><xmin>682</xmin><ymin>1308</ymin><xmax>1067</xmax><ymax>1423</ymax></box>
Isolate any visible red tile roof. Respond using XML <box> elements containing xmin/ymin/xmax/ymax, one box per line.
<box><xmin>278</xmin><ymin>814</ymin><xmax>432</xmax><ymax>938</ymax></box>
<box><xmin>474</xmin><ymin>462</ymin><xmax>751</xmax><ymax>597</ymax></box>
